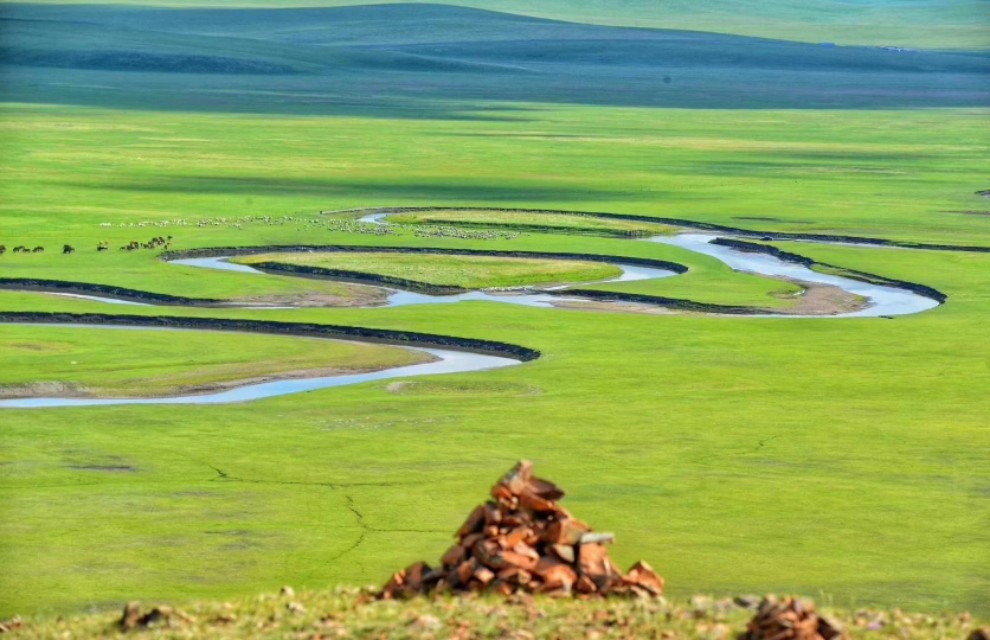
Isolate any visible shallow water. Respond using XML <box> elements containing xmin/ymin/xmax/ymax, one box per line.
<box><xmin>0</xmin><ymin>344</ymin><xmax>520</xmax><ymax>408</ymax></box>
<box><xmin>172</xmin><ymin>256</ymin><xmax>677</xmax><ymax>309</ymax></box>
<box><xmin>2</xmin><ymin>222</ymin><xmax>942</xmax><ymax>407</ymax></box>
<box><xmin>647</xmin><ymin>234</ymin><xmax>939</xmax><ymax>317</ymax></box>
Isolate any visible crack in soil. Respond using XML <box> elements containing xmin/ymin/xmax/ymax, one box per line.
<box><xmin>328</xmin><ymin>495</ymin><xmax>369</xmax><ymax>567</ymax></box>
<box><xmin>207</xmin><ymin>464</ymin><xmax>411</xmax><ymax>489</ymax></box>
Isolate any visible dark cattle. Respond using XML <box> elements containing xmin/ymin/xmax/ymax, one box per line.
<box><xmin>63</xmin><ymin>244</ymin><xmax>75</xmax><ymax>254</ymax></box>
<box><xmin>0</xmin><ymin>245</ymin><xmax>6</xmax><ymax>255</ymax></box>
<box><xmin>97</xmin><ymin>240</ymin><xmax>109</xmax><ymax>252</ymax></box>
<box><xmin>31</xmin><ymin>246</ymin><xmax>44</xmax><ymax>253</ymax></box>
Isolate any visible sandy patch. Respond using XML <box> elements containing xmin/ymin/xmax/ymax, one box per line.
<box><xmin>225</xmin><ymin>289</ymin><xmax>389</xmax><ymax>308</ymax></box>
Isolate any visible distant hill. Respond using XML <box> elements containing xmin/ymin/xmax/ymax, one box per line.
<box><xmin>2</xmin><ymin>0</ymin><xmax>988</xmax><ymax>49</ymax></box>
<box><xmin>1</xmin><ymin>3</ymin><xmax>987</xmax><ymax>117</ymax></box>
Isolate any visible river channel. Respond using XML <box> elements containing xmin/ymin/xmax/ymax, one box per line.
<box><xmin>1</xmin><ymin>219</ymin><xmax>942</xmax><ymax>407</ymax></box>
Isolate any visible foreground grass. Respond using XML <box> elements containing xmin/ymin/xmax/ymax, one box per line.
<box><xmin>12</xmin><ymin>587</ymin><xmax>985</xmax><ymax>639</ymax></box>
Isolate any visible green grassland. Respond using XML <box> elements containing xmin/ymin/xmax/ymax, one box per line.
<box><xmin>388</xmin><ymin>209</ymin><xmax>677</xmax><ymax>237</ymax></box>
<box><xmin>0</xmin><ymin>325</ymin><xmax>431</xmax><ymax>398</ymax></box>
<box><xmin>1</xmin><ymin>98</ymin><xmax>988</xmax><ymax>622</ymax></box>
<box><xmin>236</xmin><ymin>252</ymin><xmax>622</xmax><ymax>288</ymax></box>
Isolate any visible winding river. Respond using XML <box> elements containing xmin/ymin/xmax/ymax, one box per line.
<box><xmin>0</xmin><ymin>338</ymin><xmax>519</xmax><ymax>409</ymax></box>
<box><xmin>0</xmin><ymin>210</ymin><xmax>944</xmax><ymax>408</ymax></box>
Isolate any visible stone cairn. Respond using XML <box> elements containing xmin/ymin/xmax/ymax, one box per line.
<box><xmin>739</xmin><ymin>596</ymin><xmax>845</xmax><ymax>640</ymax></box>
<box><xmin>379</xmin><ymin>460</ymin><xmax>665</xmax><ymax>599</ymax></box>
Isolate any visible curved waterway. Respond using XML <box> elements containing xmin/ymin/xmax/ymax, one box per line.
<box><xmin>2</xmin><ymin>212</ymin><xmax>943</xmax><ymax>408</ymax></box>
<box><xmin>358</xmin><ymin>212</ymin><xmax>940</xmax><ymax>317</ymax></box>
<box><xmin>648</xmin><ymin>234</ymin><xmax>940</xmax><ymax>317</ymax></box>
<box><xmin>170</xmin><ymin>256</ymin><xmax>678</xmax><ymax>309</ymax></box>
<box><xmin>0</xmin><ymin>324</ymin><xmax>522</xmax><ymax>409</ymax></box>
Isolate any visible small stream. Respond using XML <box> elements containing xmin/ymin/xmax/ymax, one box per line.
<box><xmin>648</xmin><ymin>234</ymin><xmax>940</xmax><ymax>317</ymax></box>
<box><xmin>168</xmin><ymin>256</ymin><xmax>678</xmax><ymax>309</ymax></box>
<box><xmin>0</xmin><ymin>333</ymin><xmax>520</xmax><ymax>408</ymax></box>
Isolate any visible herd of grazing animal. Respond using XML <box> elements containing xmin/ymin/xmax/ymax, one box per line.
<box><xmin>0</xmin><ymin>236</ymin><xmax>173</xmax><ymax>257</ymax></box>
<box><xmin>2</xmin><ymin>245</ymin><xmax>45</xmax><ymax>254</ymax></box>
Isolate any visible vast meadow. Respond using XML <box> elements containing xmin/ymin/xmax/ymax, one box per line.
<box><xmin>0</xmin><ymin>1</ymin><xmax>988</xmax><ymax>632</ymax></box>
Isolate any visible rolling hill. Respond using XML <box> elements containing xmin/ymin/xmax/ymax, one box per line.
<box><xmin>2</xmin><ymin>0</ymin><xmax>988</xmax><ymax>49</ymax></box>
<box><xmin>2</xmin><ymin>3</ymin><xmax>988</xmax><ymax>117</ymax></box>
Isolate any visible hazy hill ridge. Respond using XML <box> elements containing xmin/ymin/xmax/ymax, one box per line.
<box><xmin>1</xmin><ymin>3</ymin><xmax>988</xmax><ymax>115</ymax></box>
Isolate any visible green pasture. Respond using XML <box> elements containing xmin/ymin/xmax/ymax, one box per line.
<box><xmin>236</xmin><ymin>252</ymin><xmax>622</xmax><ymax>288</ymax></box>
<box><xmin>0</xmin><ymin>101</ymin><xmax>988</xmax><ymax>621</ymax></box>
<box><xmin>0</xmin><ymin>325</ymin><xmax>430</xmax><ymax>398</ymax></box>
<box><xmin>387</xmin><ymin>209</ymin><xmax>676</xmax><ymax>237</ymax></box>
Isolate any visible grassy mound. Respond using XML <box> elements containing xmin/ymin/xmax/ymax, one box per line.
<box><xmin>236</xmin><ymin>252</ymin><xmax>623</xmax><ymax>289</ymax></box>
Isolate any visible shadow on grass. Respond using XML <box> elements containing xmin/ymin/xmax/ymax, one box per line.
<box><xmin>57</xmin><ymin>175</ymin><xmax>650</xmax><ymax>202</ymax></box>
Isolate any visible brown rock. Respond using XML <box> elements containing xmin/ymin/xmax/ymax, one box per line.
<box><xmin>577</xmin><ymin>543</ymin><xmax>621</xmax><ymax>590</ymax></box>
<box><xmin>546</xmin><ymin>516</ymin><xmax>591</xmax><ymax>545</ymax></box>
<box><xmin>575</xmin><ymin>574</ymin><xmax>598</xmax><ymax>595</ymax></box>
<box><xmin>474</xmin><ymin>539</ymin><xmax>507</xmax><ymax>570</ymax></box>
<box><xmin>540</xmin><ymin>563</ymin><xmax>577</xmax><ymax>593</ymax></box>
<box><xmin>491</xmin><ymin>579</ymin><xmax>515</xmax><ymax>596</ymax></box>
<box><xmin>474</xmin><ymin>566</ymin><xmax>496</xmax><ymax>585</ymax></box>
<box><xmin>405</xmin><ymin>562</ymin><xmax>430</xmax><ymax>591</ymax></box>
<box><xmin>498</xmin><ymin>567</ymin><xmax>533</xmax><ymax>586</ymax></box>
<box><xmin>376</xmin><ymin>460</ymin><xmax>664</xmax><ymax>600</ymax></box>
<box><xmin>460</xmin><ymin>532</ymin><xmax>483</xmax><ymax>549</ymax></box>
<box><xmin>496</xmin><ymin>460</ymin><xmax>534</xmax><ymax>497</ymax></box>
<box><xmin>739</xmin><ymin>596</ymin><xmax>845</xmax><ymax>640</ymax></box>
<box><xmin>518</xmin><ymin>488</ymin><xmax>559</xmax><ymax>513</ymax></box>
<box><xmin>527</xmin><ymin>476</ymin><xmax>565</xmax><ymax>500</ymax></box>
<box><xmin>501</xmin><ymin>549</ymin><xmax>540</xmax><ymax>572</ymax></box>
<box><xmin>483</xmin><ymin>502</ymin><xmax>503</xmax><ymax>526</ymax></box>
<box><xmin>457</xmin><ymin>505</ymin><xmax>485</xmax><ymax>538</ymax></box>
<box><xmin>503</xmin><ymin>526</ymin><xmax>532</xmax><ymax>548</ymax></box>
<box><xmin>456</xmin><ymin>559</ymin><xmax>476</xmax><ymax>586</ymax></box>
<box><xmin>549</xmin><ymin>543</ymin><xmax>576</xmax><ymax>564</ymax></box>
<box><xmin>0</xmin><ymin>616</ymin><xmax>23</xmax><ymax>634</ymax></box>
<box><xmin>120</xmin><ymin>602</ymin><xmax>142</xmax><ymax>631</ymax></box>
<box><xmin>624</xmin><ymin>560</ymin><xmax>664</xmax><ymax>596</ymax></box>
<box><xmin>442</xmin><ymin>544</ymin><xmax>466</xmax><ymax>568</ymax></box>
<box><xmin>119</xmin><ymin>603</ymin><xmax>190</xmax><ymax>630</ymax></box>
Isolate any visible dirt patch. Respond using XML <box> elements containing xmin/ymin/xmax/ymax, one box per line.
<box><xmin>548</xmin><ymin>299</ymin><xmax>679</xmax><ymax>315</ymax></box>
<box><xmin>226</xmin><ymin>289</ymin><xmax>389</xmax><ymax>308</ymax></box>
<box><xmin>770</xmin><ymin>280</ymin><xmax>868</xmax><ymax>315</ymax></box>
<box><xmin>0</xmin><ymin>381</ymin><xmax>88</xmax><ymax>399</ymax></box>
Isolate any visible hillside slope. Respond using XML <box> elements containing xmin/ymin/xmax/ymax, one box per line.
<box><xmin>2</xmin><ymin>0</ymin><xmax>988</xmax><ymax>49</ymax></box>
<box><xmin>1</xmin><ymin>3</ymin><xmax>988</xmax><ymax>116</ymax></box>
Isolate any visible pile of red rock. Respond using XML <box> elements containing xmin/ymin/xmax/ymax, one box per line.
<box><xmin>739</xmin><ymin>596</ymin><xmax>845</xmax><ymax>640</ymax></box>
<box><xmin>380</xmin><ymin>460</ymin><xmax>665</xmax><ymax>599</ymax></box>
